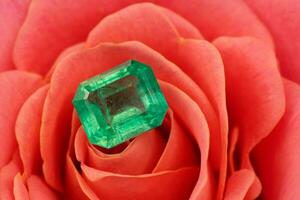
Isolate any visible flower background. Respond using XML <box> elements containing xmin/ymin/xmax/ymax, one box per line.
<box><xmin>0</xmin><ymin>0</ymin><xmax>300</xmax><ymax>199</ymax></box>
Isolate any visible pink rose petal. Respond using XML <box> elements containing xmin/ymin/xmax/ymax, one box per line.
<box><xmin>81</xmin><ymin>164</ymin><xmax>199</xmax><ymax>200</ymax></box>
<box><xmin>0</xmin><ymin>0</ymin><xmax>30</xmax><ymax>72</ymax></box>
<box><xmin>45</xmin><ymin>43</ymin><xmax>85</xmax><ymax>81</ymax></box>
<box><xmin>169</xmin><ymin>39</ymin><xmax>228</xmax><ymax>198</ymax></box>
<box><xmin>0</xmin><ymin>152</ymin><xmax>22</xmax><ymax>200</ymax></box>
<box><xmin>75</xmin><ymin>126</ymin><xmax>166</xmax><ymax>175</ymax></box>
<box><xmin>27</xmin><ymin>175</ymin><xmax>59</xmax><ymax>200</ymax></box>
<box><xmin>153</xmin><ymin>110</ymin><xmax>199</xmax><ymax>172</ymax></box>
<box><xmin>15</xmin><ymin>85</ymin><xmax>49</xmax><ymax>179</ymax></box>
<box><xmin>252</xmin><ymin>79</ymin><xmax>300</xmax><ymax>199</ymax></box>
<box><xmin>0</xmin><ymin>71</ymin><xmax>42</xmax><ymax>168</ymax></box>
<box><xmin>224</xmin><ymin>169</ymin><xmax>255</xmax><ymax>200</ymax></box>
<box><xmin>13</xmin><ymin>0</ymin><xmax>140</xmax><ymax>75</ymax></box>
<box><xmin>159</xmin><ymin>0</ymin><xmax>273</xmax><ymax>47</ymax></box>
<box><xmin>13</xmin><ymin>174</ymin><xmax>29</xmax><ymax>200</ymax></box>
<box><xmin>245</xmin><ymin>0</ymin><xmax>300</xmax><ymax>84</ymax></box>
<box><xmin>86</xmin><ymin>3</ymin><xmax>201</xmax><ymax>53</ymax></box>
<box><xmin>228</xmin><ymin>127</ymin><xmax>239</xmax><ymax>173</ymax></box>
<box><xmin>159</xmin><ymin>7</ymin><xmax>203</xmax><ymax>39</ymax></box>
<box><xmin>65</xmin><ymin>155</ymin><xmax>99</xmax><ymax>200</ymax></box>
<box><xmin>214</xmin><ymin>37</ymin><xmax>285</xmax><ymax>198</ymax></box>
<box><xmin>160</xmin><ymin>81</ymin><xmax>214</xmax><ymax>199</ymax></box>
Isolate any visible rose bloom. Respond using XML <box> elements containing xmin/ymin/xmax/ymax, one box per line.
<box><xmin>0</xmin><ymin>0</ymin><xmax>300</xmax><ymax>199</ymax></box>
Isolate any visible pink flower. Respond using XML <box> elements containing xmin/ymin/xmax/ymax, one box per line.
<box><xmin>0</xmin><ymin>1</ymin><xmax>299</xmax><ymax>199</ymax></box>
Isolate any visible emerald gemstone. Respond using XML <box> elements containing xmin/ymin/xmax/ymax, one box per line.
<box><xmin>72</xmin><ymin>60</ymin><xmax>168</xmax><ymax>148</ymax></box>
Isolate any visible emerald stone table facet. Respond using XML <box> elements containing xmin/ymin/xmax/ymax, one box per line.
<box><xmin>72</xmin><ymin>60</ymin><xmax>168</xmax><ymax>148</ymax></box>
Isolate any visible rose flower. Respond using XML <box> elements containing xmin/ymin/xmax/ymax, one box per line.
<box><xmin>0</xmin><ymin>0</ymin><xmax>300</xmax><ymax>199</ymax></box>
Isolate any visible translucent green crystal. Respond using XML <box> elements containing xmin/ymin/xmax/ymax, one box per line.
<box><xmin>72</xmin><ymin>60</ymin><xmax>168</xmax><ymax>148</ymax></box>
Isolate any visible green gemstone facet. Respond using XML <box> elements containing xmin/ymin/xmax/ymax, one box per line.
<box><xmin>72</xmin><ymin>60</ymin><xmax>168</xmax><ymax>148</ymax></box>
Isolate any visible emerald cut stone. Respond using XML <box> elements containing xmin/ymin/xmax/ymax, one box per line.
<box><xmin>72</xmin><ymin>60</ymin><xmax>168</xmax><ymax>148</ymax></box>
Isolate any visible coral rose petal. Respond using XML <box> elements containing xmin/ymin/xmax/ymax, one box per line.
<box><xmin>13</xmin><ymin>174</ymin><xmax>29</xmax><ymax>200</ymax></box>
<box><xmin>0</xmin><ymin>0</ymin><xmax>30</xmax><ymax>72</ymax></box>
<box><xmin>213</xmin><ymin>37</ymin><xmax>285</xmax><ymax>198</ymax></box>
<box><xmin>252</xmin><ymin>79</ymin><xmax>300</xmax><ymax>199</ymax></box>
<box><xmin>0</xmin><ymin>71</ymin><xmax>42</xmax><ymax>168</ymax></box>
<box><xmin>171</xmin><ymin>39</ymin><xmax>227</xmax><ymax>163</ymax></box>
<box><xmin>87</xmin><ymin>3</ymin><xmax>201</xmax><ymax>52</ymax></box>
<box><xmin>65</xmin><ymin>156</ymin><xmax>99</xmax><ymax>200</ymax></box>
<box><xmin>71</xmin><ymin>111</ymin><xmax>81</xmax><ymax>138</ymax></box>
<box><xmin>160</xmin><ymin>81</ymin><xmax>214</xmax><ymax>200</ymax></box>
<box><xmin>65</xmin><ymin>115</ymin><xmax>93</xmax><ymax>200</ymax></box>
<box><xmin>13</xmin><ymin>0</ymin><xmax>136</xmax><ymax>74</ymax></box>
<box><xmin>15</xmin><ymin>85</ymin><xmax>49</xmax><ymax>179</ymax></box>
<box><xmin>45</xmin><ymin>43</ymin><xmax>85</xmax><ymax>82</ymax></box>
<box><xmin>81</xmin><ymin>164</ymin><xmax>199</xmax><ymax>200</ymax></box>
<box><xmin>153</xmin><ymin>110</ymin><xmax>199</xmax><ymax>172</ymax></box>
<box><xmin>67</xmin><ymin>110</ymin><xmax>81</xmax><ymax>162</ymax></box>
<box><xmin>170</xmin><ymin>39</ymin><xmax>227</xmax><ymax>168</ymax></box>
<box><xmin>158</xmin><ymin>7</ymin><xmax>203</xmax><ymax>39</ymax></box>
<box><xmin>0</xmin><ymin>153</ymin><xmax>21</xmax><ymax>200</ymax></box>
<box><xmin>27</xmin><ymin>175</ymin><xmax>58</xmax><ymax>200</ymax></box>
<box><xmin>245</xmin><ymin>0</ymin><xmax>300</xmax><ymax>84</ymax></box>
<box><xmin>75</xmin><ymin>126</ymin><xmax>166</xmax><ymax>175</ymax></box>
<box><xmin>158</xmin><ymin>0</ymin><xmax>273</xmax><ymax>47</ymax></box>
<box><xmin>52</xmin><ymin>43</ymin><xmax>84</xmax><ymax>67</ymax></box>
<box><xmin>228</xmin><ymin>127</ymin><xmax>239</xmax><ymax>173</ymax></box>
<box><xmin>169</xmin><ymin>39</ymin><xmax>228</xmax><ymax>198</ymax></box>
<box><xmin>213</xmin><ymin>36</ymin><xmax>285</xmax><ymax>158</ymax></box>
<box><xmin>224</xmin><ymin>169</ymin><xmax>255</xmax><ymax>200</ymax></box>
<box><xmin>41</xmin><ymin>41</ymin><xmax>217</xmax><ymax>190</ymax></box>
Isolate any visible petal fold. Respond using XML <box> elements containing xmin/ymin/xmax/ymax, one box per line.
<box><xmin>87</xmin><ymin>3</ymin><xmax>202</xmax><ymax>55</ymax></box>
<box><xmin>153</xmin><ymin>110</ymin><xmax>199</xmax><ymax>172</ymax></box>
<box><xmin>0</xmin><ymin>153</ymin><xmax>22</xmax><ymax>200</ymax></box>
<box><xmin>75</xmin><ymin>126</ymin><xmax>166</xmax><ymax>175</ymax></box>
<box><xmin>27</xmin><ymin>175</ymin><xmax>59</xmax><ymax>200</ymax></box>
<box><xmin>213</xmin><ymin>36</ymin><xmax>285</xmax><ymax>198</ymax></box>
<box><xmin>169</xmin><ymin>39</ymin><xmax>228</xmax><ymax>198</ymax></box>
<box><xmin>82</xmin><ymin>164</ymin><xmax>199</xmax><ymax>200</ymax></box>
<box><xmin>158</xmin><ymin>0</ymin><xmax>273</xmax><ymax>47</ymax></box>
<box><xmin>224</xmin><ymin>169</ymin><xmax>255</xmax><ymax>200</ymax></box>
<box><xmin>16</xmin><ymin>85</ymin><xmax>49</xmax><ymax>179</ymax></box>
<box><xmin>0</xmin><ymin>0</ymin><xmax>30</xmax><ymax>72</ymax></box>
<box><xmin>160</xmin><ymin>81</ymin><xmax>214</xmax><ymax>199</ymax></box>
<box><xmin>245</xmin><ymin>0</ymin><xmax>300</xmax><ymax>84</ymax></box>
<box><xmin>253</xmin><ymin>79</ymin><xmax>300</xmax><ymax>199</ymax></box>
<box><xmin>13</xmin><ymin>0</ymin><xmax>135</xmax><ymax>74</ymax></box>
<box><xmin>13</xmin><ymin>174</ymin><xmax>29</xmax><ymax>200</ymax></box>
<box><xmin>0</xmin><ymin>71</ymin><xmax>42</xmax><ymax>167</ymax></box>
